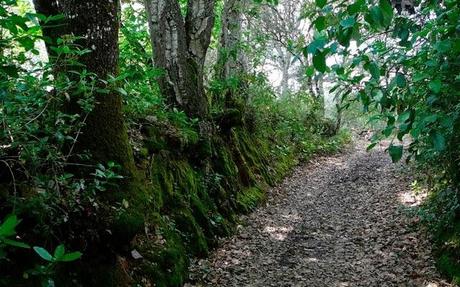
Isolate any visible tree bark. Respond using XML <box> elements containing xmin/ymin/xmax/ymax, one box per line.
<box><xmin>144</xmin><ymin>0</ymin><xmax>214</xmax><ymax>119</ymax></box>
<box><xmin>218</xmin><ymin>0</ymin><xmax>245</xmax><ymax>80</ymax></box>
<box><xmin>33</xmin><ymin>0</ymin><xmax>136</xmax><ymax>177</ymax></box>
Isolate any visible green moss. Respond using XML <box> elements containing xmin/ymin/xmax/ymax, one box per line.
<box><xmin>173</xmin><ymin>210</ymin><xmax>208</xmax><ymax>256</ymax></box>
<box><xmin>437</xmin><ymin>253</ymin><xmax>460</xmax><ymax>285</ymax></box>
<box><xmin>134</xmin><ymin>215</ymin><xmax>189</xmax><ymax>287</ymax></box>
<box><xmin>131</xmin><ymin>116</ymin><xmax>350</xmax><ymax>286</ymax></box>
<box><xmin>111</xmin><ymin>211</ymin><xmax>145</xmax><ymax>247</ymax></box>
<box><xmin>237</xmin><ymin>186</ymin><xmax>265</xmax><ymax>213</ymax></box>
<box><xmin>436</xmin><ymin>219</ymin><xmax>460</xmax><ymax>284</ymax></box>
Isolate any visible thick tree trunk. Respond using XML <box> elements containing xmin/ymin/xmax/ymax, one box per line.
<box><xmin>33</xmin><ymin>0</ymin><xmax>136</xmax><ymax>177</ymax></box>
<box><xmin>144</xmin><ymin>0</ymin><xmax>214</xmax><ymax>119</ymax></box>
<box><xmin>218</xmin><ymin>0</ymin><xmax>245</xmax><ymax>80</ymax></box>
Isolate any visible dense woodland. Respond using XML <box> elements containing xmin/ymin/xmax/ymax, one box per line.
<box><xmin>0</xmin><ymin>0</ymin><xmax>458</xmax><ymax>286</ymax></box>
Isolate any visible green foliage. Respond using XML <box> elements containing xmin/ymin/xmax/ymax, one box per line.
<box><xmin>306</xmin><ymin>0</ymin><xmax>460</xmax><ymax>167</ymax></box>
<box><xmin>119</xmin><ymin>4</ymin><xmax>164</xmax><ymax>118</ymax></box>
<box><xmin>306</xmin><ymin>0</ymin><xmax>460</xmax><ymax>283</ymax></box>
<box><xmin>0</xmin><ymin>214</ymin><xmax>81</xmax><ymax>286</ymax></box>
<box><xmin>0</xmin><ymin>215</ymin><xmax>30</xmax><ymax>259</ymax></box>
<box><xmin>0</xmin><ymin>0</ymin><xmax>351</xmax><ymax>285</ymax></box>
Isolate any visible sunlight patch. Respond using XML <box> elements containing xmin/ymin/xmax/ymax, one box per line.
<box><xmin>263</xmin><ymin>225</ymin><xmax>294</xmax><ymax>241</ymax></box>
<box><xmin>398</xmin><ymin>180</ymin><xmax>428</xmax><ymax>207</ymax></box>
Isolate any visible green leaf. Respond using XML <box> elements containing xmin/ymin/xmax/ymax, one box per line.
<box><xmin>367</xmin><ymin>62</ymin><xmax>380</xmax><ymax>79</ymax></box>
<box><xmin>0</xmin><ymin>65</ymin><xmax>19</xmax><ymax>78</ymax></box>
<box><xmin>313</xmin><ymin>51</ymin><xmax>327</xmax><ymax>73</ymax></box>
<box><xmin>307</xmin><ymin>37</ymin><xmax>327</xmax><ymax>54</ymax></box>
<box><xmin>347</xmin><ymin>0</ymin><xmax>365</xmax><ymax>14</ymax></box>
<box><xmin>435</xmin><ymin>40</ymin><xmax>451</xmax><ymax>53</ymax></box>
<box><xmin>388</xmin><ymin>145</ymin><xmax>403</xmax><ymax>162</ymax></box>
<box><xmin>395</xmin><ymin>73</ymin><xmax>406</xmax><ymax>88</ymax></box>
<box><xmin>428</xmin><ymin>79</ymin><xmax>442</xmax><ymax>94</ymax></box>
<box><xmin>314</xmin><ymin>16</ymin><xmax>326</xmax><ymax>31</ymax></box>
<box><xmin>366</xmin><ymin>6</ymin><xmax>384</xmax><ymax>28</ymax></box>
<box><xmin>306</xmin><ymin>66</ymin><xmax>315</xmax><ymax>77</ymax></box>
<box><xmin>397</xmin><ymin>110</ymin><xmax>411</xmax><ymax>123</ymax></box>
<box><xmin>60</xmin><ymin>252</ymin><xmax>82</xmax><ymax>262</ymax></box>
<box><xmin>337</xmin><ymin>27</ymin><xmax>353</xmax><ymax>47</ymax></box>
<box><xmin>3</xmin><ymin>238</ymin><xmax>30</xmax><ymax>249</ymax></box>
<box><xmin>17</xmin><ymin>37</ymin><xmax>35</xmax><ymax>51</ymax></box>
<box><xmin>367</xmin><ymin>142</ymin><xmax>377</xmax><ymax>151</ymax></box>
<box><xmin>116</xmin><ymin>87</ymin><xmax>128</xmax><ymax>97</ymax></box>
<box><xmin>0</xmin><ymin>215</ymin><xmax>19</xmax><ymax>237</ymax></box>
<box><xmin>379</xmin><ymin>0</ymin><xmax>393</xmax><ymax>26</ymax></box>
<box><xmin>431</xmin><ymin>132</ymin><xmax>446</xmax><ymax>151</ymax></box>
<box><xmin>54</xmin><ymin>244</ymin><xmax>65</xmax><ymax>260</ymax></box>
<box><xmin>340</xmin><ymin>17</ymin><xmax>356</xmax><ymax>29</ymax></box>
<box><xmin>315</xmin><ymin>0</ymin><xmax>327</xmax><ymax>8</ymax></box>
<box><xmin>33</xmin><ymin>246</ymin><xmax>53</xmax><ymax>262</ymax></box>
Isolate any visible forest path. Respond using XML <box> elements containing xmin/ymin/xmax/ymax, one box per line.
<box><xmin>187</xmin><ymin>139</ymin><xmax>451</xmax><ymax>287</ymax></box>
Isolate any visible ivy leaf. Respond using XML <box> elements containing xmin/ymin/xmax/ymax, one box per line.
<box><xmin>397</xmin><ymin>110</ymin><xmax>411</xmax><ymax>123</ymax></box>
<box><xmin>313</xmin><ymin>51</ymin><xmax>327</xmax><ymax>73</ymax></box>
<box><xmin>17</xmin><ymin>37</ymin><xmax>35</xmax><ymax>51</ymax></box>
<box><xmin>435</xmin><ymin>40</ymin><xmax>451</xmax><ymax>53</ymax></box>
<box><xmin>388</xmin><ymin>144</ymin><xmax>403</xmax><ymax>162</ymax></box>
<box><xmin>367</xmin><ymin>142</ymin><xmax>377</xmax><ymax>151</ymax></box>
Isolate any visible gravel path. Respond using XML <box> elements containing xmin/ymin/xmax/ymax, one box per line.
<box><xmin>187</xmin><ymin>140</ymin><xmax>453</xmax><ymax>287</ymax></box>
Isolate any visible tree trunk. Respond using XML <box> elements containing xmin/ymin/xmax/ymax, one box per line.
<box><xmin>144</xmin><ymin>0</ymin><xmax>214</xmax><ymax>119</ymax></box>
<box><xmin>32</xmin><ymin>0</ymin><xmax>65</xmax><ymax>59</ymax></box>
<box><xmin>280</xmin><ymin>51</ymin><xmax>291</xmax><ymax>97</ymax></box>
<box><xmin>218</xmin><ymin>0</ymin><xmax>245</xmax><ymax>80</ymax></box>
<box><xmin>33</xmin><ymin>0</ymin><xmax>136</xmax><ymax>177</ymax></box>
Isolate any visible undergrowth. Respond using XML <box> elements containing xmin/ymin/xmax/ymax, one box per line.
<box><xmin>0</xmin><ymin>2</ymin><xmax>350</xmax><ymax>286</ymax></box>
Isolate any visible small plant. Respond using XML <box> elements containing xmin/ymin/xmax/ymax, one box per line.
<box><xmin>0</xmin><ymin>214</ymin><xmax>82</xmax><ymax>286</ymax></box>
<box><xmin>91</xmin><ymin>161</ymin><xmax>124</xmax><ymax>192</ymax></box>
<box><xmin>0</xmin><ymin>215</ymin><xmax>30</xmax><ymax>259</ymax></box>
<box><xmin>26</xmin><ymin>244</ymin><xmax>82</xmax><ymax>286</ymax></box>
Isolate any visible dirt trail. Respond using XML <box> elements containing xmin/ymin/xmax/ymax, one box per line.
<box><xmin>187</xmin><ymin>140</ymin><xmax>453</xmax><ymax>287</ymax></box>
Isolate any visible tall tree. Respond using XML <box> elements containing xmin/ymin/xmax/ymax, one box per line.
<box><xmin>33</xmin><ymin>0</ymin><xmax>137</xmax><ymax>177</ymax></box>
<box><xmin>144</xmin><ymin>0</ymin><xmax>215</xmax><ymax>119</ymax></box>
<box><xmin>218</xmin><ymin>0</ymin><xmax>246</xmax><ymax>80</ymax></box>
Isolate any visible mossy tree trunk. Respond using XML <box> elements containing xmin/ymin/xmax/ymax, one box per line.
<box><xmin>144</xmin><ymin>0</ymin><xmax>215</xmax><ymax>119</ymax></box>
<box><xmin>33</xmin><ymin>0</ymin><xmax>137</xmax><ymax>178</ymax></box>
